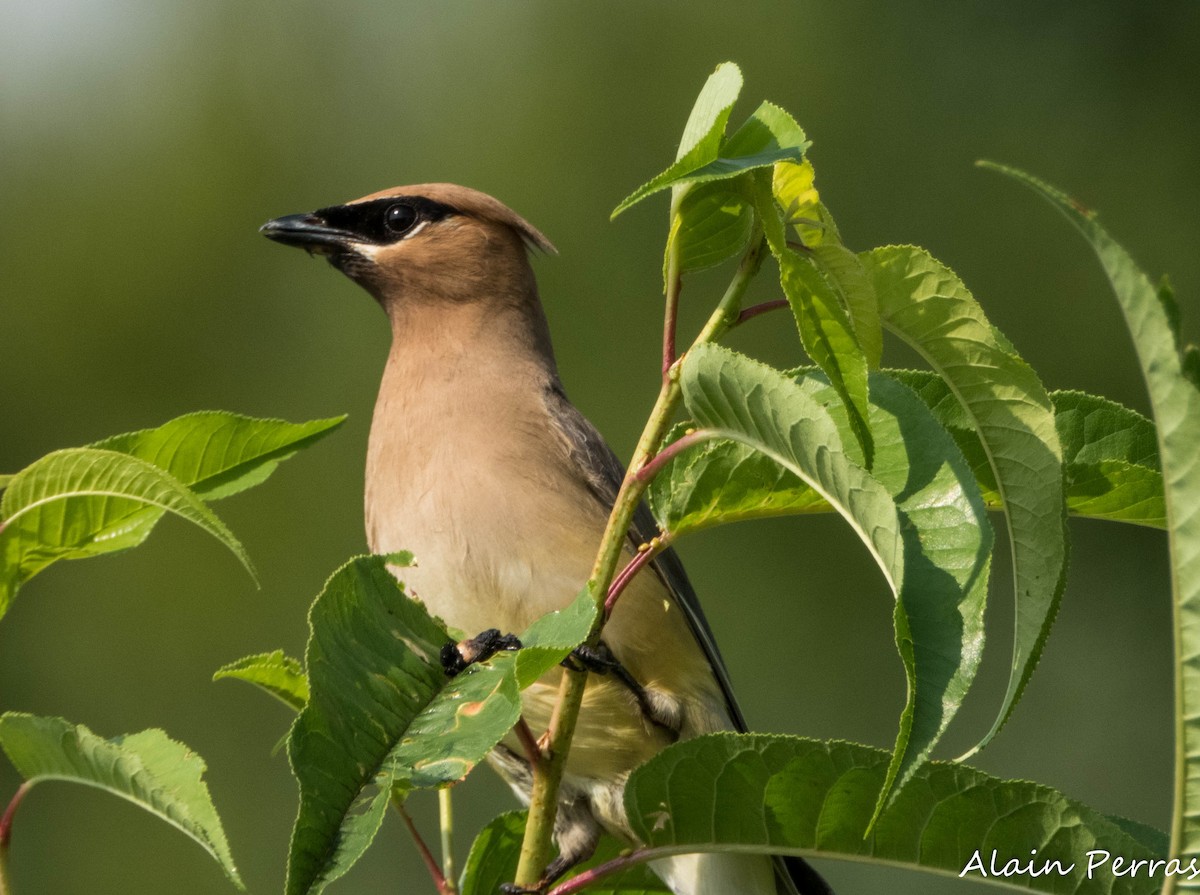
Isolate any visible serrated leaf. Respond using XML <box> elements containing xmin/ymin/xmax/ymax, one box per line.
<box><xmin>810</xmin><ymin>242</ymin><xmax>884</xmax><ymax>370</ymax></box>
<box><xmin>771</xmin><ymin>160</ymin><xmax>823</xmax><ymax>246</ymax></box>
<box><xmin>0</xmin><ymin>448</ymin><xmax>255</xmax><ymax>622</ymax></box>
<box><xmin>613</xmin><ymin>74</ymin><xmax>811</xmax><ymax>217</ymax></box>
<box><xmin>94</xmin><ymin>411</ymin><xmax>345</xmax><ymax>501</ymax></box>
<box><xmin>679</xmin><ymin>346</ymin><xmax>991</xmax><ymax>822</ymax></box>
<box><xmin>77</xmin><ymin>411</ymin><xmax>345</xmax><ymax>557</ymax></box>
<box><xmin>383</xmin><ymin>654</ymin><xmax>521</xmax><ymax>789</ymax></box>
<box><xmin>460</xmin><ymin>811</ymin><xmax>671</xmax><ymax>895</ymax></box>
<box><xmin>656</xmin><ymin>377</ymin><xmax>1165</xmax><ymax>532</ymax></box>
<box><xmin>214</xmin><ymin>650</ymin><xmax>310</xmax><ymax>712</ymax></box>
<box><xmin>771</xmin><ymin>159</ymin><xmax>884</xmax><ymax>371</ymax></box>
<box><xmin>647</xmin><ymin>422</ymin><xmax>829</xmax><ymax>536</ymax></box>
<box><xmin>778</xmin><ymin>249</ymin><xmax>874</xmax><ymax>467</ymax></box>
<box><xmin>667</xmin><ymin>179</ymin><xmax>755</xmax><ymax>282</ymax></box>
<box><xmin>625</xmin><ymin>733</ymin><xmax>1166</xmax><ymax>895</ymax></box>
<box><xmin>285</xmin><ymin>556</ymin><xmax>523</xmax><ymax>895</ymax></box>
<box><xmin>895</xmin><ymin>372</ymin><xmax>1165</xmax><ymax>528</ymax></box>
<box><xmin>515</xmin><ymin>586</ymin><xmax>598</xmax><ymax>689</ymax></box>
<box><xmin>613</xmin><ymin>63</ymin><xmax>743</xmax><ymax>217</ymax></box>
<box><xmin>984</xmin><ymin>162</ymin><xmax>1200</xmax><ymax>858</ymax></box>
<box><xmin>0</xmin><ymin>712</ymin><xmax>243</xmax><ymax>889</ymax></box>
<box><xmin>864</xmin><ymin>245</ymin><xmax>1068</xmax><ymax>754</ymax></box>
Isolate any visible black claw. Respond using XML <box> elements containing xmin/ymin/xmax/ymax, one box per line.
<box><xmin>441</xmin><ymin>628</ymin><xmax>523</xmax><ymax>677</ymax></box>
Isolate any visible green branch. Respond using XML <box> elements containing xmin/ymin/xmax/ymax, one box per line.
<box><xmin>511</xmin><ymin>226</ymin><xmax>765</xmax><ymax>889</ymax></box>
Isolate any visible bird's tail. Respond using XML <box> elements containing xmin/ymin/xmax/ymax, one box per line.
<box><xmin>649</xmin><ymin>851</ymin><xmax>779</xmax><ymax>895</ymax></box>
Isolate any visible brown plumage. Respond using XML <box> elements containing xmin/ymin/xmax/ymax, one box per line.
<box><xmin>261</xmin><ymin>185</ymin><xmax>831</xmax><ymax>895</ymax></box>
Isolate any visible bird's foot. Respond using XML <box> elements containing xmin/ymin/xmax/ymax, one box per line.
<box><xmin>441</xmin><ymin>628</ymin><xmax>522</xmax><ymax>677</ymax></box>
<box><xmin>499</xmin><ymin>852</ymin><xmax>590</xmax><ymax>895</ymax></box>
<box><xmin>563</xmin><ymin>642</ymin><xmax>680</xmax><ymax>738</ymax></box>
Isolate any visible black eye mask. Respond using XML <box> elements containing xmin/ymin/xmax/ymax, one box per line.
<box><xmin>313</xmin><ymin>196</ymin><xmax>459</xmax><ymax>245</ymax></box>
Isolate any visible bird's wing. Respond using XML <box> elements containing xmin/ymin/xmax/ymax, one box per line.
<box><xmin>544</xmin><ymin>383</ymin><xmax>750</xmax><ymax>732</ymax></box>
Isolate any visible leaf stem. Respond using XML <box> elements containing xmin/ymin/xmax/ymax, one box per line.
<box><xmin>736</xmin><ymin>299</ymin><xmax>789</xmax><ymax>326</ymax></box>
<box><xmin>511</xmin><ymin>228</ymin><xmax>766</xmax><ymax>889</ymax></box>
<box><xmin>633</xmin><ymin>429</ymin><xmax>719</xmax><ymax>485</ymax></box>
<box><xmin>605</xmin><ymin>534</ymin><xmax>669</xmax><ymax>617</ymax></box>
<box><xmin>545</xmin><ymin>846</ymin><xmax>681</xmax><ymax>895</ymax></box>
<box><xmin>396</xmin><ymin>798</ymin><xmax>454</xmax><ymax>895</ymax></box>
<box><xmin>0</xmin><ymin>783</ymin><xmax>31</xmax><ymax>895</ymax></box>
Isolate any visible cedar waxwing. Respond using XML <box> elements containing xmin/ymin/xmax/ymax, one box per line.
<box><xmin>261</xmin><ymin>185</ymin><xmax>832</xmax><ymax>895</ymax></box>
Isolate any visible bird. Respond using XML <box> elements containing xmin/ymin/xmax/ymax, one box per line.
<box><xmin>261</xmin><ymin>184</ymin><xmax>832</xmax><ymax>895</ymax></box>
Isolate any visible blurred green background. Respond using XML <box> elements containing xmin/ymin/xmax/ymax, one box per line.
<box><xmin>2</xmin><ymin>3</ymin><xmax>1197</xmax><ymax>893</ymax></box>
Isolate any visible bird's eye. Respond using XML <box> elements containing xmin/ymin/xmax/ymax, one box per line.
<box><xmin>384</xmin><ymin>203</ymin><xmax>419</xmax><ymax>235</ymax></box>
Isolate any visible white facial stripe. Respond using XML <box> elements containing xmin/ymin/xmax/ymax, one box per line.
<box><xmin>401</xmin><ymin>219</ymin><xmax>430</xmax><ymax>240</ymax></box>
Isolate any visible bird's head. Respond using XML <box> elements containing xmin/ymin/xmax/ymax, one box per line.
<box><xmin>260</xmin><ymin>183</ymin><xmax>556</xmax><ymax>308</ymax></box>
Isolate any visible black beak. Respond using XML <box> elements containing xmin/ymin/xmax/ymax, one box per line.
<box><xmin>259</xmin><ymin>213</ymin><xmax>357</xmax><ymax>254</ymax></box>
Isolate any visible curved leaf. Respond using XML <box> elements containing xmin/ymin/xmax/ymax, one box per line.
<box><xmin>0</xmin><ymin>712</ymin><xmax>243</xmax><ymax>889</ymax></box>
<box><xmin>94</xmin><ymin>411</ymin><xmax>346</xmax><ymax>501</ymax></box>
<box><xmin>515</xmin><ymin>586</ymin><xmax>597</xmax><ymax>689</ymax></box>
<box><xmin>864</xmin><ymin>245</ymin><xmax>1068</xmax><ymax>753</ymax></box>
<box><xmin>679</xmin><ymin>345</ymin><xmax>991</xmax><ymax>821</ymax></box>
<box><xmin>668</xmin><ymin>179</ymin><xmax>755</xmax><ymax>280</ymax></box>
<box><xmin>285</xmin><ymin>556</ymin><xmax>523</xmax><ymax>895</ymax></box>
<box><xmin>647</xmin><ymin>422</ymin><xmax>829</xmax><ymax>536</ymax></box>
<box><xmin>778</xmin><ymin>250</ymin><xmax>873</xmax><ymax>467</ymax></box>
<box><xmin>624</xmin><ymin>733</ymin><xmax>1167</xmax><ymax>895</ymax></box>
<box><xmin>78</xmin><ymin>411</ymin><xmax>344</xmax><ymax>557</ymax></box>
<box><xmin>0</xmin><ymin>448</ymin><xmax>254</xmax><ymax>621</ymax></box>
<box><xmin>613</xmin><ymin>63</ymin><xmax>743</xmax><ymax>216</ymax></box>
<box><xmin>655</xmin><ymin>375</ymin><xmax>1160</xmax><ymax>533</ymax></box>
<box><xmin>214</xmin><ymin>650</ymin><xmax>309</xmax><ymax>712</ymax></box>
<box><xmin>613</xmin><ymin>74</ymin><xmax>810</xmax><ymax>218</ymax></box>
<box><xmin>898</xmin><ymin>372</ymin><xmax>1164</xmax><ymax>528</ymax></box>
<box><xmin>985</xmin><ymin>162</ymin><xmax>1200</xmax><ymax>859</ymax></box>
<box><xmin>810</xmin><ymin>242</ymin><xmax>883</xmax><ymax>370</ymax></box>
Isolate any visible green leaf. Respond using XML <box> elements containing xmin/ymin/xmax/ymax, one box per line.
<box><xmin>778</xmin><ymin>249</ymin><xmax>874</xmax><ymax>468</ymax></box>
<box><xmin>285</xmin><ymin>556</ymin><xmax>522</xmax><ymax>895</ymax></box>
<box><xmin>459</xmin><ymin>811</ymin><xmax>526</xmax><ymax>895</ymax></box>
<box><xmin>460</xmin><ymin>812</ymin><xmax>670</xmax><ymax>895</ymax></box>
<box><xmin>896</xmin><ymin>372</ymin><xmax>1165</xmax><ymax>528</ymax></box>
<box><xmin>864</xmin><ymin>245</ymin><xmax>1068</xmax><ymax>754</ymax></box>
<box><xmin>983</xmin><ymin>162</ymin><xmax>1200</xmax><ymax>858</ymax></box>
<box><xmin>625</xmin><ymin>733</ymin><xmax>1167</xmax><ymax>895</ymax></box>
<box><xmin>667</xmin><ymin>179</ymin><xmax>755</xmax><ymax>281</ymax></box>
<box><xmin>382</xmin><ymin>654</ymin><xmax>521</xmax><ymax>790</ymax></box>
<box><xmin>94</xmin><ymin>411</ymin><xmax>346</xmax><ymax>501</ymax></box>
<box><xmin>679</xmin><ymin>346</ymin><xmax>991</xmax><ymax>822</ymax></box>
<box><xmin>612</xmin><ymin>73</ymin><xmax>811</xmax><ymax>217</ymax></box>
<box><xmin>771</xmin><ymin>160</ymin><xmax>825</xmax><ymax>246</ymax></box>
<box><xmin>79</xmin><ymin>411</ymin><xmax>345</xmax><ymax>557</ymax></box>
<box><xmin>647</xmin><ymin>422</ymin><xmax>830</xmax><ymax>536</ymax></box>
<box><xmin>0</xmin><ymin>712</ymin><xmax>243</xmax><ymax>889</ymax></box>
<box><xmin>515</xmin><ymin>586</ymin><xmax>598</xmax><ymax>689</ymax></box>
<box><xmin>0</xmin><ymin>448</ymin><xmax>255</xmax><ymax>622</ymax></box>
<box><xmin>771</xmin><ymin>159</ymin><xmax>883</xmax><ymax>369</ymax></box>
<box><xmin>613</xmin><ymin>63</ymin><xmax>743</xmax><ymax>216</ymax></box>
<box><xmin>214</xmin><ymin>650</ymin><xmax>309</xmax><ymax>712</ymax></box>
<box><xmin>810</xmin><ymin>242</ymin><xmax>884</xmax><ymax>370</ymax></box>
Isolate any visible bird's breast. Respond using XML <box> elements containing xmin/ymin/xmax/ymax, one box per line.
<box><xmin>364</xmin><ymin>359</ymin><xmax>603</xmax><ymax>636</ymax></box>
